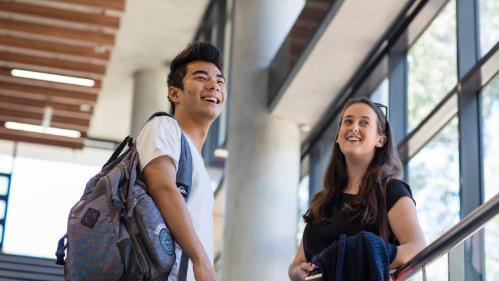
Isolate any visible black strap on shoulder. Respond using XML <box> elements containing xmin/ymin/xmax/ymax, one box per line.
<box><xmin>147</xmin><ymin>112</ymin><xmax>192</xmax><ymax>200</ymax></box>
<box><xmin>147</xmin><ymin>111</ymin><xmax>174</xmax><ymax>121</ymax></box>
<box><xmin>103</xmin><ymin>112</ymin><xmax>173</xmax><ymax>169</ymax></box>
<box><xmin>148</xmin><ymin>112</ymin><xmax>192</xmax><ymax>279</ymax></box>
<box><xmin>102</xmin><ymin>136</ymin><xmax>133</xmax><ymax>168</ymax></box>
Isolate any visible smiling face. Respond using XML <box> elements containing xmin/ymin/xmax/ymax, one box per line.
<box><xmin>169</xmin><ymin>60</ymin><xmax>226</xmax><ymax>121</ymax></box>
<box><xmin>336</xmin><ymin>102</ymin><xmax>386</xmax><ymax>161</ymax></box>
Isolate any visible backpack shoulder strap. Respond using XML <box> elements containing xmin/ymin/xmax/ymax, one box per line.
<box><xmin>147</xmin><ymin>112</ymin><xmax>192</xmax><ymax>200</ymax></box>
<box><xmin>147</xmin><ymin>112</ymin><xmax>193</xmax><ymax>279</ymax></box>
<box><xmin>147</xmin><ymin>111</ymin><xmax>174</xmax><ymax>121</ymax></box>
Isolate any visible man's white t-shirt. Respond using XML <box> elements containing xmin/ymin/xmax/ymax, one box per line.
<box><xmin>136</xmin><ymin>116</ymin><xmax>215</xmax><ymax>281</ymax></box>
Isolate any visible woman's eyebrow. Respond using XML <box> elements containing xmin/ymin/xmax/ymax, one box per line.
<box><xmin>343</xmin><ymin>115</ymin><xmax>372</xmax><ymax>120</ymax></box>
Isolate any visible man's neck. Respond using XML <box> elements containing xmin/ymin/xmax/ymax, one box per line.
<box><xmin>175</xmin><ymin>111</ymin><xmax>211</xmax><ymax>153</ymax></box>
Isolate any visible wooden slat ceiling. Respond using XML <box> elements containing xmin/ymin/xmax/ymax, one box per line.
<box><xmin>0</xmin><ymin>0</ymin><xmax>124</xmax><ymax>149</ymax></box>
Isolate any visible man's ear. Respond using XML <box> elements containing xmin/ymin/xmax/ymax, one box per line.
<box><xmin>376</xmin><ymin>135</ymin><xmax>387</xmax><ymax>148</ymax></box>
<box><xmin>168</xmin><ymin>86</ymin><xmax>181</xmax><ymax>103</ymax></box>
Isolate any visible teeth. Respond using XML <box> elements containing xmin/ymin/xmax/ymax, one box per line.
<box><xmin>203</xmin><ymin>97</ymin><xmax>217</xmax><ymax>103</ymax></box>
<box><xmin>347</xmin><ymin>137</ymin><xmax>360</xmax><ymax>141</ymax></box>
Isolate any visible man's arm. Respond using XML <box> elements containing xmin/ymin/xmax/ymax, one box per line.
<box><xmin>142</xmin><ymin>155</ymin><xmax>217</xmax><ymax>281</ymax></box>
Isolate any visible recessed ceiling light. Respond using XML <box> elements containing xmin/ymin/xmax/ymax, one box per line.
<box><xmin>300</xmin><ymin>124</ymin><xmax>312</xmax><ymax>132</ymax></box>
<box><xmin>4</xmin><ymin>121</ymin><xmax>81</xmax><ymax>138</ymax></box>
<box><xmin>214</xmin><ymin>148</ymin><xmax>228</xmax><ymax>158</ymax></box>
<box><xmin>11</xmin><ymin>69</ymin><xmax>95</xmax><ymax>87</ymax></box>
<box><xmin>80</xmin><ymin>104</ymin><xmax>92</xmax><ymax>112</ymax></box>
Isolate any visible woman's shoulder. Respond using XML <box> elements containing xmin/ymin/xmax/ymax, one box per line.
<box><xmin>386</xmin><ymin>178</ymin><xmax>411</xmax><ymax>191</ymax></box>
<box><xmin>385</xmin><ymin>178</ymin><xmax>415</xmax><ymax>210</ymax></box>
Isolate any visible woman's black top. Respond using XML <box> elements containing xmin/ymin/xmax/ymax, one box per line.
<box><xmin>303</xmin><ymin>179</ymin><xmax>414</xmax><ymax>261</ymax></box>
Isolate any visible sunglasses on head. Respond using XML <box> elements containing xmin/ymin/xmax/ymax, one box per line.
<box><xmin>373</xmin><ymin>102</ymin><xmax>388</xmax><ymax>122</ymax></box>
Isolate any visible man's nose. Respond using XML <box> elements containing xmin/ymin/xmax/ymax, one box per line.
<box><xmin>206</xmin><ymin>77</ymin><xmax>220</xmax><ymax>91</ymax></box>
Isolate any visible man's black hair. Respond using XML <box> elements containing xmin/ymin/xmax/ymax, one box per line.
<box><xmin>167</xmin><ymin>42</ymin><xmax>224</xmax><ymax>115</ymax></box>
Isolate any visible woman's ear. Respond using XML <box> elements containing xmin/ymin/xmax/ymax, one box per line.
<box><xmin>376</xmin><ymin>135</ymin><xmax>387</xmax><ymax>148</ymax></box>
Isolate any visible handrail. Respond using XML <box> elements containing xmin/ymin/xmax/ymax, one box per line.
<box><xmin>393</xmin><ymin>192</ymin><xmax>499</xmax><ymax>280</ymax></box>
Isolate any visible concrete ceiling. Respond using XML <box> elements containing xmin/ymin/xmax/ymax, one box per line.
<box><xmin>272</xmin><ymin>0</ymin><xmax>410</xmax><ymax>131</ymax></box>
<box><xmin>88</xmin><ymin>0</ymin><xmax>209</xmax><ymax>141</ymax></box>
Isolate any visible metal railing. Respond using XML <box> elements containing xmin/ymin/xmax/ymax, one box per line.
<box><xmin>393</xmin><ymin>192</ymin><xmax>499</xmax><ymax>280</ymax></box>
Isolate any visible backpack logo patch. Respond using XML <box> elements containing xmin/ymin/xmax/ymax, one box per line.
<box><xmin>159</xmin><ymin>228</ymin><xmax>175</xmax><ymax>255</ymax></box>
<box><xmin>81</xmin><ymin>208</ymin><xmax>100</xmax><ymax>228</ymax></box>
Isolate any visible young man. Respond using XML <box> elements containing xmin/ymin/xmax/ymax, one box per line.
<box><xmin>136</xmin><ymin>42</ymin><xmax>225</xmax><ymax>281</ymax></box>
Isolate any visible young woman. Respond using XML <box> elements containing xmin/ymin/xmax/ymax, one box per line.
<box><xmin>289</xmin><ymin>97</ymin><xmax>426</xmax><ymax>281</ymax></box>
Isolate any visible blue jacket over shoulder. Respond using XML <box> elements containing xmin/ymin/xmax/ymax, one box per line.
<box><xmin>311</xmin><ymin>231</ymin><xmax>397</xmax><ymax>281</ymax></box>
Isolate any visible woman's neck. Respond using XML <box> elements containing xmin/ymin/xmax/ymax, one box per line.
<box><xmin>344</xmin><ymin>156</ymin><xmax>371</xmax><ymax>194</ymax></box>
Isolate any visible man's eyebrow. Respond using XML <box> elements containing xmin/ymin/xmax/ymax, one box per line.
<box><xmin>191</xmin><ymin>70</ymin><xmax>208</xmax><ymax>76</ymax></box>
<box><xmin>191</xmin><ymin>70</ymin><xmax>224</xmax><ymax>79</ymax></box>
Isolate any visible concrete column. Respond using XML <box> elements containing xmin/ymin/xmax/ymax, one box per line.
<box><xmin>130</xmin><ymin>67</ymin><xmax>170</xmax><ymax>137</ymax></box>
<box><xmin>222</xmin><ymin>1</ymin><xmax>303</xmax><ymax>280</ymax></box>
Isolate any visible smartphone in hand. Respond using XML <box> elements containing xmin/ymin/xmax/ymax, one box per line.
<box><xmin>304</xmin><ymin>269</ymin><xmax>322</xmax><ymax>280</ymax></box>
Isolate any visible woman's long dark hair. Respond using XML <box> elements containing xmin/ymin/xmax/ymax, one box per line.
<box><xmin>303</xmin><ymin>97</ymin><xmax>402</xmax><ymax>236</ymax></box>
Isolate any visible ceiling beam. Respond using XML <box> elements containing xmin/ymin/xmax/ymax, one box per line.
<box><xmin>0</xmin><ymin>34</ymin><xmax>110</xmax><ymax>61</ymax></box>
<box><xmin>0</xmin><ymin>94</ymin><xmax>93</xmax><ymax>115</ymax></box>
<box><xmin>49</xmin><ymin>0</ymin><xmax>125</xmax><ymax>12</ymax></box>
<box><xmin>0</xmin><ymin>81</ymin><xmax>98</xmax><ymax>103</ymax></box>
<box><xmin>0</xmin><ymin>102</ymin><xmax>91</xmax><ymax>122</ymax></box>
<box><xmin>0</xmin><ymin>1</ymin><xmax>120</xmax><ymax>29</ymax></box>
<box><xmin>0</xmin><ymin>18</ymin><xmax>115</xmax><ymax>46</ymax></box>
<box><xmin>0</xmin><ymin>126</ymin><xmax>84</xmax><ymax>149</ymax></box>
<box><xmin>0</xmin><ymin>51</ymin><xmax>106</xmax><ymax>76</ymax></box>
<box><xmin>0</xmin><ymin>107</ymin><xmax>89</xmax><ymax>127</ymax></box>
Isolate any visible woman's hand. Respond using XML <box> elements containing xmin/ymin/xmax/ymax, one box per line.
<box><xmin>291</xmin><ymin>262</ymin><xmax>317</xmax><ymax>281</ymax></box>
<box><xmin>289</xmin><ymin>239</ymin><xmax>318</xmax><ymax>281</ymax></box>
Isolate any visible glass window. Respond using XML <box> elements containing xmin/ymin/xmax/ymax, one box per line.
<box><xmin>479</xmin><ymin>0</ymin><xmax>499</xmax><ymax>57</ymax></box>
<box><xmin>425</xmin><ymin>254</ymin><xmax>449</xmax><ymax>281</ymax></box>
<box><xmin>0</xmin><ymin>176</ymin><xmax>8</xmax><ymax>195</ymax></box>
<box><xmin>297</xmin><ymin>175</ymin><xmax>309</xmax><ymax>245</ymax></box>
<box><xmin>0</xmin><ymin>140</ymin><xmax>14</xmax><ymax>174</ymax></box>
<box><xmin>407</xmin><ymin>0</ymin><xmax>457</xmax><ymax>131</ymax></box>
<box><xmin>485</xmin><ymin>216</ymin><xmax>499</xmax><ymax>281</ymax></box>
<box><xmin>3</xmin><ymin>143</ymin><xmax>111</xmax><ymax>258</ymax></box>
<box><xmin>408</xmin><ymin>117</ymin><xmax>460</xmax><ymax>243</ymax></box>
<box><xmin>0</xmin><ymin>200</ymin><xmax>5</xmax><ymax>220</ymax></box>
<box><xmin>370</xmin><ymin>78</ymin><xmax>389</xmax><ymax>107</ymax></box>
<box><xmin>481</xmin><ymin>75</ymin><xmax>499</xmax><ymax>201</ymax></box>
<box><xmin>481</xmin><ymin>75</ymin><xmax>499</xmax><ymax>281</ymax></box>
<box><xmin>406</xmin><ymin>270</ymin><xmax>424</xmax><ymax>281</ymax></box>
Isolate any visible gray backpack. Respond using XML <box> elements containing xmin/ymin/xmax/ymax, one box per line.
<box><xmin>56</xmin><ymin>112</ymin><xmax>192</xmax><ymax>281</ymax></box>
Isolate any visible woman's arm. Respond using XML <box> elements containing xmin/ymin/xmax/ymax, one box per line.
<box><xmin>289</xmin><ymin>239</ymin><xmax>316</xmax><ymax>281</ymax></box>
<box><xmin>387</xmin><ymin>197</ymin><xmax>426</xmax><ymax>269</ymax></box>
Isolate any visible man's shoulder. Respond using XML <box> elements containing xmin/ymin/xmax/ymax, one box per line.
<box><xmin>139</xmin><ymin>116</ymin><xmax>181</xmax><ymax>141</ymax></box>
